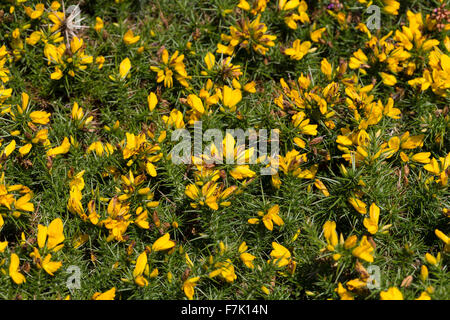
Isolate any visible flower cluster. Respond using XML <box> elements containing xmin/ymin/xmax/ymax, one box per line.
<box><xmin>0</xmin><ymin>0</ymin><xmax>448</xmax><ymax>301</ymax></box>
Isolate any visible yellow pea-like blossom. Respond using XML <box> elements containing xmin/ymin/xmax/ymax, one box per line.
<box><xmin>119</xmin><ymin>57</ymin><xmax>131</xmax><ymax>80</ymax></box>
<box><xmin>152</xmin><ymin>233</ymin><xmax>175</xmax><ymax>252</ymax></box>
<box><xmin>335</xmin><ymin>282</ymin><xmax>354</xmax><ymax>300</ymax></box>
<box><xmin>92</xmin><ymin>287</ymin><xmax>116</xmax><ymax>300</ymax></box>
<box><xmin>434</xmin><ymin>229</ymin><xmax>450</xmax><ymax>253</ymax></box>
<box><xmin>238</xmin><ymin>242</ymin><xmax>256</xmax><ymax>269</ymax></box>
<box><xmin>209</xmin><ymin>259</ymin><xmax>237</xmax><ymax>283</ymax></box>
<box><xmin>133</xmin><ymin>251</ymin><xmax>149</xmax><ymax>287</ymax></box>
<box><xmin>147</xmin><ymin>92</ymin><xmax>158</xmax><ymax>111</ymax></box>
<box><xmin>380</xmin><ymin>287</ymin><xmax>403</xmax><ymax>300</ymax></box>
<box><xmin>323</xmin><ymin>221</ymin><xmax>338</xmax><ymax>251</ymax></box>
<box><xmin>284</xmin><ymin>40</ymin><xmax>313</xmax><ymax>61</ymax></box>
<box><xmin>24</xmin><ymin>3</ymin><xmax>45</xmax><ymax>19</ymax></box>
<box><xmin>352</xmin><ymin>236</ymin><xmax>375</xmax><ymax>262</ymax></box>
<box><xmin>183</xmin><ymin>276</ymin><xmax>200</xmax><ymax>300</ymax></box>
<box><xmin>379</xmin><ymin>72</ymin><xmax>397</xmax><ymax>86</ymax></box>
<box><xmin>47</xmin><ymin>137</ymin><xmax>71</xmax><ymax>157</ymax></box>
<box><xmin>269</xmin><ymin>242</ymin><xmax>292</xmax><ymax>267</ymax></box>
<box><xmin>9</xmin><ymin>253</ymin><xmax>26</xmax><ymax>285</ymax></box>
<box><xmin>363</xmin><ymin>203</ymin><xmax>380</xmax><ymax>235</ymax></box>
<box><xmin>14</xmin><ymin>193</ymin><xmax>34</xmax><ymax>212</ymax></box>
<box><xmin>37</xmin><ymin>218</ymin><xmax>65</xmax><ymax>252</ymax></box>
<box><xmin>348</xmin><ymin>196</ymin><xmax>367</xmax><ymax>215</ymax></box>
<box><xmin>221</xmin><ymin>85</ymin><xmax>242</xmax><ymax>111</ymax></box>
<box><xmin>2</xmin><ymin>140</ymin><xmax>16</xmax><ymax>157</ymax></box>
<box><xmin>94</xmin><ymin>17</ymin><xmax>104</xmax><ymax>32</ymax></box>
<box><xmin>29</xmin><ymin>111</ymin><xmax>51</xmax><ymax>125</ymax></box>
<box><xmin>425</xmin><ymin>252</ymin><xmax>440</xmax><ymax>266</ymax></box>
<box><xmin>123</xmin><ymin>29</ymin><xmax>140</xmax><ymax>45</ymax></box>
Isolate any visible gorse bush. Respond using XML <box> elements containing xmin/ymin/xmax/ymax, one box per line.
<box><xmin>0</xmin><ymin>0</ymin><xmax>449</xmax><ymax>300</ymax></box>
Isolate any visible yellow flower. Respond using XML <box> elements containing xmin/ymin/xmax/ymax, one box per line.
<box><xmin>380</xmin><ymin>287</ymin><xmax>403</xmax><ymax>300</ymax></box>
<box><xmin>37</xmin><ymin>218</ymin><xmax>65</xmax><ymax>252</ymax></box>
<box><xmin>352</xmin><ymin>236</ymin><xmax>374</xmax><ymax>262</ymax></box>
<box><xmin>261</xmin><ymin>286</ymin><xmax>270</xmax><ymax>295</ymax></box>
<box><xmin>348</xmin><ymin>196</ymin><xmax>367</xmax><ymax>215</ymax></box>
<box><xmin>133</xmin><ymin>251</ymin><xmax>149</xmax><ymax>287</ymax></box>
<box><xmin>297</xmin><ymin>1</ymin><xmax>309</xmax><ymax>21</ymax></box>
<box><xmin>425</xmin><ymin>252</ymin><xmax>440</xmax><ymax>266</ymax></box>
<box><xmin>420</xmin><ymin>265</ymin><xmax>428</xmax><ymax>281</ymax></box>
<box><xmin>229</xmin><ymin>165</ymin><xmax>255</xmax><ymax>180</ymax></box>
<box><xmin>94</xmin><ymin>17</ymin><xmax>104</xmax><ymax>32</ymax></box>
<box><xmin>383</xmin><ymin>97</ymin><xmax>401</xmax><ymax>119</ymax></box>
<box><xmin>292</xmin><ymin>111</ymin><xmax>317</xmax><ymax>136</ymax></box>
<box><xmin>379</xmin><ymin>72</ymin><xmax>397</xmax><ymax>86</ymax></box>
<box><xmin>133</xmin><ymin>251</ymin><xmax>148</xmax><ymax>278</ymax></box>
<box><xmin>51</xmin><ymin>67</ymin><xmax>63</xmax><ymax>80</ymax></box>
<box><xmin>320</xmin><ymin>58</ymin><xmax>333</xmax><ymax>80</ymax></box>
<box><xmin>222</xmin><ymin>85</ymin><xmax>242</xmax><ymax>111</ymax></box>
<box><xmin>435</xmin><ymin>229</ymin><xmax>450</xmax><ymax>252</ymax></box>
<box><xmin>119</xmin><ymin>57</ymin><xmax>131</xmax><ymax>80</ymax></box>
<box><xmin>183</xmin><ymin>276</ymin><xmax>200</xmax><ymax>300</ymax></box>
<box><xmin>96</xmin><ymin>56</ymin><xmax>105</xmax><ymax>69</ymax></box>
<box><xmin>216</xmin><ymin>15</ymin><xmax>276</xmax><ymax>56</ymax></box>
<box><xmin>349</xmin><ymin>49</ymin><xmax>369</xmax><ymax>70</ymax></box>
<box><xmin>9</xmin><ymin>253</ymin><xmax>26</xmax><ymax>285</ymax></box>
<box><xmin>87</xmin><ymin>141</ymin><xmax>112</xmax><ymax>157</ymax></box>
<box><xmin>284</xmin><ymin>40</ymin><xmax>312</xmax><ymax>60</ymax></box>
<box><xmin>415</xmin><ymin>291</ymin><xmax>431</xmax><ymax>300</ymax></box>
<box><xmin>237</xmin><ymin>0</ymin><xmax>251</xmax><ymax>11</ymax></box>
<box><xmin>204</xmin><ymin>52</ymin><xmax>215</xmax><ymax>71</ymax></box>
<box><xmin>12</xmin><ymin>28</ymin><xmax>20</xmax><ymax>39</ymax></box>
<box><xmin>323</xmin><ymin>221</ymin><xmax>338</xmax><ymax>250</ymax></box>
<box><xmin>18</xmin><ymin>143</ymin><xmax>32</xmax><ymax>156</ymax></box>
<box><xmin>363</xmin><ymin>203</ymin><xmax>380</xmax><ymax>234</ymax></box>
<box><xmin>29</xmin><ymin>111</ymin><xmax>51</xmax><ymax>125</ymax></box>
<box><xmin>47</xmin><ymin>137</ymin><xmax>70</xmax><ymax>157</ymax></box>
<box><xmin>209</xmin><ymin>259</ymin><xmax>237</xmax><ymax>283</ymax></box>
<box><xmin>134</xmin><ymin>276</ymin><xmax>148</xmax><ymax>287</ymax></box>
<box><xmin>243</xmin><ymin>81</ymin><xmax>256</xmax><ymax>93</ymax></box>
<box><xmin>279</xmin><ymin>0</ymin><xmax>300</xmax><ymax>11</ymax></box>
<box><xmin>269</xmin><ymin>242</ymin><xmax>291</xmax><ymax>267</ymax></box>
<box><xmin>92</xmin><ymin>287</ymin><xmax>116</xmax><ymax>300</ymax></box>
<box><xmin>150</xmin><ymin>49</ymin><xmax>190</xmax><ymax>88</ymax></box>
<box><xmin>134</xmin><ymin>208</ymin><xmax>149</xmax><ymax>229</ymax></box>
<box><xmin>123</xmin><ymin>29</ymin><xmax>140</xmax><ymax>45</ymax></box>
<box><xmin>72</xmin><ymin>233</ymin><xmax>89</xmax><ymax>249</ymax></box>
<box><xmin>152</xmin><ymin>233</ymin><xmax>176</xmax><ymax>252</ymax></box>
<box><xmin>314</xmin><ymin>179</ymin><xmax>329</xmax><ymax>197</ymax></box>
<box><xmin>261</xmin><ymin>205</ymin><xmax>284</xmax><ymax>231</ymax></box>
<box><xmin>41</xmin><ymin>254</ymin><xmax>63</xmax><ymax>276</ymax></box>
<box><xmin>238</xmin><ymin>242</ymin><xmax>256</xmax><ymax>269</ymax></box>
<box><xmin>310</xmin><ymin>27</ymin><xmax>326</xmax><ymax>42</ymax></box>
<box><xmin>14</xmin><ymin>193</ymin><xmax>34</xmax><ymax>212</ymax></box>
<box><xmin>2</xmin><ymin>140</ymin><xmax>16</xmax><ymax>157</ymax></box>
<box><xmin>382</xmin><ymin>0</ymin><xmax>400</xmax><ymax>15</ymax></box>
<box><xmin>0</xmin><ymin>241</ymin><xmax>7</xmax><ymax>252</ymax></box>
<box><xmin>26</xmin><ymin>31</ymin><xmax>42</xmax><ymax>46</ymax></box>
<box><xmin>187</xmin><ymin>94</ymin><xmax>205</xmax><ymax>114</ymax></box>
<box><xmin>67</xmin><ymin>186</ymin><xmax>85</xmax><ymax>218</ymax></box>
<box><xmin>185</xmin><ymin>179</ymin><xmax>236</xmax><ymax>211</ymax></box>
<box><xmin>335</xmin><ymin>282</ymin><xmax>354</xmax><ymax>300</ymax></box>
<box><xmin>423</xmin><ymin>153</ymin><xmax>450</xmax><ymax>186</ymax></box>
<box><xmin>24</xmin><ymin>3</ymin><xmax>45</xmax><ymax>19</ymax></box>
<box><xmin>147</xmin><ymin>92</ymin><xmax>158</xmax><ymax>111</ymax></box>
